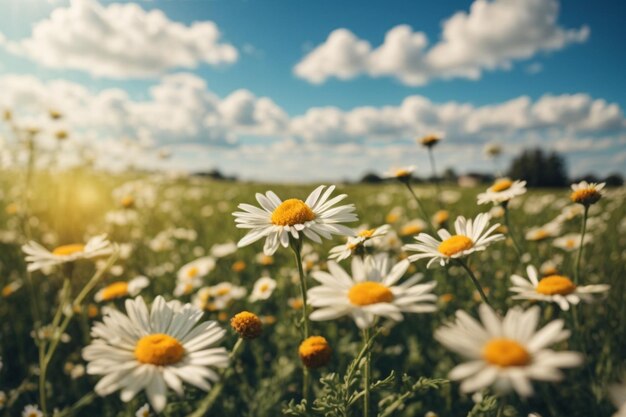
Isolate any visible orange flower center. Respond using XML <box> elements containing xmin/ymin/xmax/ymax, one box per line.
<box><xmin>358</xmin><ymin>229</ymin><xmax>376</xmax><ymax>238</ymax></box>
<box><xmin>536</xmin><ymin>275</ymin><xmax>576</xmax><ymax>295</ymax></box>
<box><xmin>348</xmin><ymin>281</ymin><xmax>394</xmax><ymax>306</ymax></box>
<box><xmin>186</xmin><ymin>266</ymin><xmax>199</xmax><ymax>278</ymax></box>
<box><xmin>271</xmin><ymin>199</ymin><xmax>316</xmax><ymax>226</ymax></box>
<box><xmin>570</xmin><ymin>188</ymin><xmax>601</xmax><ymax>205</ymax></box>
<box><xmin>299</xmin><ymin>336</ymin><xmax>332</xmax><ymax>368</ymax></box>
<box><xmin>52</xmin><ymin>243</ymin><xmax>85</xmax><ymax>256</ymax></box>
<box><xmin>100</xmin><ymin>282</ymin><xmax>129</xmax><ymax>301</ymax></box>
<box><xmin>438</xmin><ymin>235</ymin><xmax>473</xmax><ymax>256</ymax></box>
<box><xmin>134</xmin><ymin>334</ymin><xmax>185</xmax><ymax>366</ymax></box>
<box><xmin>483</xmin><ymin>338</ymin><xmax>530</xmax><ymax>367</ymax></box>
<box><xmin>491</xmin><ymin>179</ymin><xmax>513</xmax><ymax>192</ymax></box>
<box><xmin>434</xmin><ymin>210</ymin><xmax>449</xmax><ymax>225</ymax></box>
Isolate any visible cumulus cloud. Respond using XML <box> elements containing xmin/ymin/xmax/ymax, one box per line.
<box><xmin>294</xmin><ymin>0</ymin><xmax>589</xmax><ymax>85</ymax></box>
<box><xmin>1</xmin><ymin>0</ymin><xmax>238</xmax><ymax>78</ymax></box>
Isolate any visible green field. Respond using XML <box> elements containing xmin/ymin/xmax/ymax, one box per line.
<box><xmin>0</xmin><ymin>169</ymin><xmax>625</xmax><ymax>416</ymax></box>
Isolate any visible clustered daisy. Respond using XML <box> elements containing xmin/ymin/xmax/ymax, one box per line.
<box><xmin>22</xmin><ymin>234</ymin><xmax>113</xmax><ymax>272</ymax></box>
<box><xmin>477</xmin><ymin>178</ymin><xmax>527</xmax><ymax>205</ymax></box>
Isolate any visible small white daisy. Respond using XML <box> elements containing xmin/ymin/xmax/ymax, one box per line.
<box><xmin>136</xmin><ymin>403</ymin><xmax>151</xmax><ymax>417</ymax></box>
<box><xmin>22</xmin><ymin>234</ymin><xmax>113</xmax><ymax>272</ymax></box>
<box><xmin>308</xmin><ymin>254</ymin><xmax>437</xmax><ymax>329</ymax></box>
<box><xmin>435</xmin><ymin>304</ymin><xmax>583</xmax><ymax>397</ymax></box>
<box><xmin>233</xmin><ymin>185</ymin><xmax>358</xmax><ymax>255</ymax></box>
<box><xmin>249</xmin><ymin>276</ymin><xmax>277</xmax><ymax>302</ymax></box>
<box><xmin>525</xmin><ymin>222</ymin><xmax>561</xmax><ymax>241</ymax></box>
<box><xmin>553</xmin><ymin>233</ymin><xmax>592</xmax><ymax>252</ymax></box>
<box><xmin>383</xmin><ymin>166</ymin><xmax>415</xmax><ymax>181</ymax></box>
<box><xmin>94</xmin><ymin>276</ymin><xmax>150</xmax><ymax>302</ymax></box>
<box><xmin>477</xmin><ymin>178</ymin><xmax>527</xmax><ymax>205</ymax></box>
<box><xmin>177</xmin><ymin>257</ymin><xmax>216</xmax><ymax>282</ymax></box>
<box><xmin>22</xmin><ymin>404</ymin><xmax>43</xmax><ymax>417</ymax></box>
<box><xmin>403</xmin><ymin>213</ymin><xmax>504</xmax><ymax>268</ymax></box>
<box><xmin>193</xmin><ymin>283</ymin><xmax>247</xmax><ymax>311</ymax></box>
<box><xmin>82</xmin><ymin>296</ymin><xmax>229</xmax><ymax>412</ymax></box>
<box><xmin>570</xmin><ymin>181</ymin><xmax>605</xmax><ymax>206</ymax></box>
<box><xmin>509</xmin><ymin>265</ymin><xmax>609</xmax><ymax>311</ymax></box>
<box><xmin>328</xmin><ymin>225</ymin><xmax>391</xmax><ymax>261</ymax></box>
<box><xmin>210</xmin><ymin>242</ymin><xmax>238</xmax><ymax>258</ymax></box>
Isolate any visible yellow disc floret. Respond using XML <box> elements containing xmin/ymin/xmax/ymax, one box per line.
<box><xmin>231</xmin><ymin>311</ymin><xmax>263</xmax><ymax>339</ymax></box>
<box><xmin>491</xmin><ymin>179</ymin><xmax>513</xmax><ymax>192</ymax></box>
<box><xmin>135</xmin><ymin>334</ymin><xmax>185</xmax><ymax>366</ymax></box>
<box><xmin>483</xmin><ymin>338</ymin><xmax>530</xmax><ymax>367</ymax></box>
<box><xmin>52</xmin><ymin>243</ymin><xmax>85</xmax><ymax>256</ymax></box>
<box><xmin>536</xmin><ymin>275</ymin><xmax>576</xmax><ymax>295</ymax></box>
<box><xmin>571</xmin><ymin>188</ymin><xmax>601</xmax><ymax>206</ymax></box>
<box><xmin>358</xmin><ymin>229</ymin><xmax>376</xmax><ymax>238</ymax></box>
<box><xmin>348</xmin><ymin>282</ymin><xmax>394</xmax><ymax>306</ymax></box>
<box><xmin>438</xmin><ymin>235</ymin><xmax>473</xmax><ymax>257</ymax></box>
<box><xmin>271</xmin><ymin>199</ymin><xmax>316</xmax><ymax>226</ymax></box>
<box><xmin>299</xmin><ymin>336</ymin><xmax>332</xmax><ymax>368</ymax></box>
<box><xmin>100</xmin><ymin>282</ymin><xmax>129</xmax><ymax>301</ymax></box>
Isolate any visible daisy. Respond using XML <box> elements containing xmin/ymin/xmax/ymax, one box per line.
<box><xmin>249</xmin><ymin>276</ymin><xmax>277</xmax><ymax>302</ymax></box>
<box><xmin>94</xmin><ymin>276</ymin><xmax>150</xmax><ymax>302</ymax></box>
<box><xmin>329</xmin><ymin>224</ymin><xmax>391</xmax><ymax>261</ymax></box>
<box><xmin>403</xmin><ymin>213</ymin><xmax>504</xmax><ymax>268</ymax></box>
<box><xmin>525</xmin><ymin>222</ymin><xmax>561</xmax><ymax>242</ymax></box>
<box><xmin>22</xmin><ymin>404</ymin><xmax>43</xmax><ymax>417</ymax></box>
<box><xmin>82</xmin><ymin>296</ymin><xmax>229</xmax><ymax>412</ymax></box>
<box><xmin>193</xmin><ymin>283</ymin><xmax>247</xmax><ymax>311</ymax></box>
<box><xmin>136</xmin><ymin>403</ymin><xmax>151</xmax><ymax>417</ymax></box>
<box><xmin>383</xmin><ymin>166</ymin><xmax>415</xmax><ymax>181</ymax></box>
<box><xmin>553</xmin><ymin>233</ymin><xmax>592</xmax><ymax>252</ymax></box>
<box><xmin>419</xmin><ymin>134</ymin><xmax>442</xmax><ymax>148</ymax></box>
<box><xmin>399</xmin><ymin>219</ymin><xmax>428</xmax><ymax>237</ymax></box>
<box><xmin>233</xmin><ymin>185</ymin><xmax>358</xmax><ymax>255</ymax></box>
<box><xmin>477</xmin><ymin>178</ymin><xmax>527</xmax><ymax>205</ymax></box>
<box><xmin>509</xmin><ymin>265</ymin><xmax>609</xmax><ymax>311</ymax></box>
<box><xmin>610</xmin><ymin>379</ymin><xmax>626</xmax><ymax>417</ymax></box>
<box><xmin>308</xmin><ymin>254</ymin><xmax>437</xmax><ymax>329</ymax></box>
<box><xmin>435</xmin><ymin>304</ymin><xmax>583</xmax><ymax>397</ymax></box>
<box><xmin>210</xmin><ymin>242</ymin><xmax>237</xmax><ymax>258</ymax></box>
<box><xmin>22</xmin><ymin>234</ymin><xmax>113</xmax><ymax>272</ymax></box>
<box><xmin>2</xmin><ymin>280</ymin><xmax>23</xmax><ymax>298</ymax></box>
<box><xmin>177</xmin><ymin>257</ymin><xmax>216</xmax><ymax>282</ymax></box>
<box><xmin>570</xmin><ymin>181</ymin><xmax>605</xmax><ymax>206</ymax></box>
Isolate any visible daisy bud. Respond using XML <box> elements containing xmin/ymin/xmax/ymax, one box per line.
<box><xmin>230</xmin><ymin>311</ymin><xmax>263</xmax><ymax>339</ymax></box>
<box><xmin>298</xmin><ymin>336</ymin><xmax>332</xmax><ymax>368</ymax></box>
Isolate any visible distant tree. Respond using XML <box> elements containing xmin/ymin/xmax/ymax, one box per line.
<box><xmin>573</xmin><ymin>173</ymin><xmax>601</xmax><ymax>184</ymax></box>
<box><xmin>604</xmin><ymin>173</ymin><xmax>624</xmax><ymax>187</ymax></box>
<box><xmin>360</xmin><ymin>172</ymin><xmax>384</xmax><ymax>184</ymax></box>
<box><xmin>442</xmin><ymin>168</ymin><xmax>458</xmax><ymax>183</ymax></box>
<box><xmin>507</xmin><ymin>148</ymin><xmax>567</xmax><ymax>187</ymax></box>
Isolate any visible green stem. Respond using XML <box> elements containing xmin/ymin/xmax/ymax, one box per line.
<box><xmin>574</xmin><ymin>205</ymin><xmax>589</xmax><ymax>285</ymax></box>
<box><xmin>290</xmin><ymin>238</ymin><xmax>311</xmax><ymax>407</ymax></box>
<box><xmin>403</xmin><ymin>182</ymin><xmax>435</xmax><ymax>233</ymax></box>
<box><xmin>503</xmin><ymin>204</ymin><xmax>523</xmax><ymax>259</ymax></box>
<box><xmin>362</xmin><ymin>328</ymin><xmax>371</xmax><ymax>417</ymax></box>
<box><xmin>54</xmin><ymin>392</ymin><xmax>97</xmax><ymax>417</ymax></box>
<box><xmin>496</xmin><ymin>397</ymin><xmax>505</xmax><ymax>417</ymax></box>
<box><xmin>456</xmin><ymin>260</ymin><xmax>492</xmax><ymax>308</ymax></box>
<box><xmin>427</xmin><ymin>147</ymin><xmax>443</xmax><ymax>209</ymax></box>
<box><xmin>188</xmin><ymin>338</ymin><xmax>244</xmax><ymax>417</ymax></box>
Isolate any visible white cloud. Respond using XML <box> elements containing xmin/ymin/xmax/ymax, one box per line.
<box><xmin>294</xmin><ymin>0</ymin><xmax>589</xmax><ymax>85</ymax></box>
<box><xmin>1</xmin><ymin>0</ymin><xmax>238</xmax><ymax>78</ymax></box>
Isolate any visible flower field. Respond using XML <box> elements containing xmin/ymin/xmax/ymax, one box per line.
<box><xmin>0</xmin><ymin>167</ymin><xmax>625</xmax><ymax>417</ymax></box>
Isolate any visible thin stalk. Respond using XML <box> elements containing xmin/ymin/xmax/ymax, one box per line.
<box><xmin>403</xmin><ymin>182</ymin><xmax>435</xmax><ymax>233</ymax></box>
<box><xmin>496</xmin><ymin>397</ymin><xmax>505</xmax><ymax>417</ymax></box>
<box><xmin>455</xmin><ymin>260</ymin><xmax>492</xmax><ymax>308</ymax></box>
<box><xmin>503</xmin><ymin>204</ymin><xmax>523</xmax><ymax>259</ymax></box>
<box><xmin>290</xmin><ymin>238</ymin><xmax>311</xmax><ymax>406</ymax></box>
<box><xmin>574</xmin><ymin>205</ymin><xmax>589</xmax><ymax>285</ymax></box>
<box><xmin>54</xmin><ymin>392</ymin><xmax>97</xmax><ymax>417</ymax></box>
<box><xmin>362</xmin><ymin>328</ymin><xmax>371</xmax><ymax>417</ymax></box>
<box><xmin>427</xmin><ymin>147</ymin><xmax>443</xmax><ymax>209</ymax></box>
<box><xmin>188</xmin><ymin>338</ymin><xmax>244</xmax><ymax>417</ymax></box>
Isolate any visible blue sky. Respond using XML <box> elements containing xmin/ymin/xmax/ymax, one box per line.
<box><xmin>0</xmin><ymin>0</ymin><xmax>624</xmax><ymax>181</ymax></box>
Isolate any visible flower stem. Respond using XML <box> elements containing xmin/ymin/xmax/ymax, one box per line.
<box><xmin>188</xmin><ymin>338</ymin><xmax>244</xmax><ymax>417</ymax></box>
<box><xmin>455</xmin><ymin>260</ymin><xmax>492</xmax><ymax>308</ymax></box>
<box><xmin>427</xmin><ymin>147</ymin><xmax>443</xmax><ymax>209</ymax></box>
<box><xmin>574</xmin><ymin>205</ymin><xmax>589</xmax><ymax>285</ymax></box>
<box><xmin>290</xmin><ymin>238</ymin><xmax>311</xmax><ymax>407</ymax></box>
<box><xmin>496</xmin><ymin>397</ymin><xmax>505</xmax><ymax>417</ymax></box>
<box><xmin>503</xmin><ymin>203</ymin><xmax>523</xmax><ymax>259</ymax></box>
<box><xmin>362</xmin><ymin>327</ymin><xmax>371</xmax><ymax>417</ymax></box>
<box><xmin>403</xmin><ymin>182</ymin><xmax>435</xmax><ymax>233</ymax></box>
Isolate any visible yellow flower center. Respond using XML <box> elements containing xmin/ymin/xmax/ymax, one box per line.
<box><xmin>231</xmin><ymin>311</ymin><xmax>263</xmax><ymax>339</ymax></box>
<box><xmin>565</xmin><ymin>239</ymin><xmax>576</xmax><ymax>249</ymax></box>
<box><xmin>215</xmin><ymin>287</ymin><xmax>231</xmax><ymax>296</ymax></box>
<box><xmin>259</xmin><ymin>283</ymin><xmax>270</xmax><ymax>293</ymax></box>
<box><xmin>433</xmin><ymin>210</ymin><xmax>449</xmax><ymax>225</ymax></box>
<box><xmin>358</xmin><ymin>229</ymin><xmax>376</xmax><ymax>238</ymax></box>
<box><xmin>420</xmin><ymin>135</ymin><xmax>440</xmax><ymax>147</ymax></box>
<box><xmin>570</xmin><ymin>188</ymin><xmax>601</xmax><ymax>205</ymax></box>
<box><xmin>400</xmin><ymin>224</ymin><xmax>422</xmax><ymax>236</ymax></box>
<box><xmin>134</xmin><ymin>333</ymin><xmax>185</xmax><ymax>366</ymax></box>
<box><xmin>348</xmin><ymin>281</ymin><xmax>394</xmax><ymax>306</ymax></box>
<box><xmin>299</xmin><ymin>336</ymin><xmax>332</xmax><ymax>368</ymax></box>
<box><xmin>438</xmin><ymin>235</ymin><xmax>473</xmax><ymax>256</ymax></box>
<box><xmin>532</xmin><ymin>229</ymin><xmax>549</xmax><ymax>240</ymax></box>
<box><xmin>186</xmin><ymin>266</ymin><xmax>199</xmax><ymax>278</ymax></box>
<box><xmin>52</xmin><ymin>243</ymin><xmax>85</xmax><ymax>256</ymax></box>
<box><xmin>395</xmin><ymin>169</ymin><xmax>411</xmax><ymax>178</ymax></box>
<box><xmin>536</xmin><ymin>275</ymin><xmax>576</xmax><ymax>295</ymax></box>
<box><xmin>232</xmin><ymin>261</ymin><xmax>246</xmax><ymax>272</ymax></box>
<box><xmin>491</xmin><ymin>179</ymin><xmax>513</xmax><ymax>192</ymax></box>
<box><xmin>271</xmin><ymin>199</ymin><xmax>316</xmax><ymax>226</ymax></box>
<box><xmin>120</xmin><ymin>195</ymin><xmax>134</xmax><ymax>208</ymax></box>
<box><xmin>483</xmin><ymin>338</ymin><xmax>530</xmax><ymax>367</ymax></box>
<box><xmin>100</xmin><ymin>282</ymin><xmax>129</xmax><ymax>301</ymax></box>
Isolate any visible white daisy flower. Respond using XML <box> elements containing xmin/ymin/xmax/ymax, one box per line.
<box><xmin>177</xmin><ymin>257</ymin><xmax>216</xmax><ymax>282</ymax></box>
<box><xmin>22</xmin><ymin>234</ymin><xmax>113</xmax><ymax>272</ymax></box>
<box><xmin>435</xmin><ymin>304</ymin><xmax>583</xmax><ymax>397</ymax></box>
<box><xmin>249</xmin><ymin>276</ymin><xmax>277</xmax><ymax>302</ymax></box>
<box><xmin>136</xmin><ymin>403</ymin><xmax>151</xmax><ymax>417</ymax></box>
<box><xmin>525</xmin><ymin>222</ymin><xmax>561</xmax><ymax>241</ymax></box>
<box><xmin>233</xmin><ymin>185</ymin><xmax>358</xmax><ymax>255</ymax></box>
<box><xmin>22</xmin><ymin>404</ymin><xmax>43</xmax><ymax>417</ymax></box>
<box><xmin>610</xmin><ymin>379</ymin><xmax>626</xmax><ymax>417</ymax></box>
<box><xmin>210</xmin><ymin>242</ymin><xmax>238</xmax><ymax>258</ymax></box>
<box><xmin>329</xmin><ymin>225</ymin><xmax>391</xmax><ymax>261</ymax></box>
<box><xmin>308</xmin><ymin>254</ymin><xmax>437</xmax><ymax>329</ymax></box>
<box><xmin>509</xmin><ymin>265</ymin><xmax>609</xmax><ymax>311</ymax></box>
<box><xmin>403</xmin><ymin>213</ymin><xmax>504</xmax><ymax>268</ymax></box>
<box><xmin>383</xmin><ymin>166</ymin><xmax>415</xmax><ymax>181</ymax></box>
<box><xmin>94</xmin><ymin>276</ymin><xmax>150</xmax><ymax>302</ymax></box>
<box><xmin>553</xmin><ymin>233</ymin><xmax>592</xmax><ymax>252</ymax></box>
<box><xmin>83</xmin><ymin>296</ymin><xmax>228</xmax><ymax>412</ymax></box>
<box><xmin>193</xmin><ymin>283</ymin><xmax>247</xmax><ymax>311</ymax></box>
<box><xmin>477</xmin><ymin>178</ymin><xmax>527</xmax><ymax>205</ymax></box>
<box><xmin>570</xmin><ymin>181</ymin><xmax>605</xmax><ymax>206</ymax></box>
